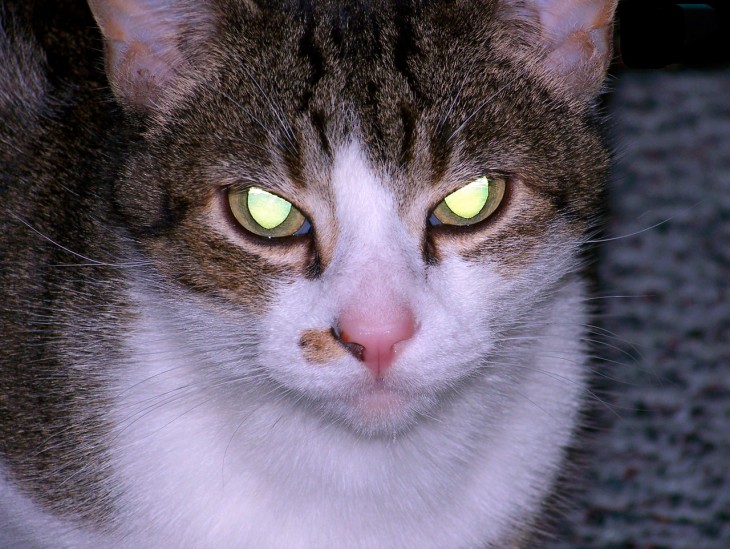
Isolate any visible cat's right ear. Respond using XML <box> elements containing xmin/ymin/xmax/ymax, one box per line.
<box><xmin>87</xmin><ymin>0</ymin><xmax>217</xmax><ymax>112</ymax></box>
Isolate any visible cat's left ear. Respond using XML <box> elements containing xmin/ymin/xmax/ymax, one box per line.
<box><xmin>499</xmin><ymin>0</ymin><xmax>618</xmax><ymax>99</ymax></box>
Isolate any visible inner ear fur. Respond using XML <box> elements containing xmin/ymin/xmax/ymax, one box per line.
<box><xmin>87</xmin><ymin>0</ymin><xmax>217</xmax><ymax>112</ymax></box>
<box><xmin>498</xmin><ymin>0</ymin><xmax>619</xmax><ymax>100</ymax></box>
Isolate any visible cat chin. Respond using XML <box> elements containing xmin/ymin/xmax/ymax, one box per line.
<box><xmin>314</xmin><ymin>382</ymin><xmax>437</xmax><ymax>437</ymax></box>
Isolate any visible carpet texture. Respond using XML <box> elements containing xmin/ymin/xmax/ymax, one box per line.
<box><xmin>553</xmin><ymin>67</ymin><xmax>730</xmax><ymax>548</ymax></box>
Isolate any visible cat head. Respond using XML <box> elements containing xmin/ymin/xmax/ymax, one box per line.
<box><xmin>89</xmin><ymin>0</ymin><xmax>615</xmax><ymax>435</ymax></box>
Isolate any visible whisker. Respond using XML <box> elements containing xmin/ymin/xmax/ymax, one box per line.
<box><xmin>581</xmin><ymin>294</ymin><xmax>648</xmax><ymax>302</ymax></box>
<box><xmin>491</xmin><ymin>357</ymin><xmax>623</xmax><ymax>419</ymax></box>
<box><xmin>437</xmin><ymin>56</ymin><xmax>480</xmax><ymax>132</ymax></box>
<box><xmin>8</xmin><ymin>212</ymin><xmax>131</xmax><ymax>267</ymax></box>
<box><xmin>586</xmin><ymin>218</ymin><xmax>672</xmax><ymax>243</ymax></box>
<box><xmin>8</xmin><ymin>212</ymin><xmax>153</xmax><ymax>270</ymax></box>
<box><xmin>48</xmin><ymin>261</ymin><xmax>150</xmax><ymax>268</ymax></box>
<box><xmin>237</xmin><ymin>63</ymin><xmax>297</xmax><ymax>153</ymax></box>
<box><xmin>447</xmin><ymin>73</ymin><xmax>523</xmax><ymax>143</ymax></box>
<box><xmin>217</xmin><ymin>88</ymin><xmax>289</xmax><ymax>153</ymax></box>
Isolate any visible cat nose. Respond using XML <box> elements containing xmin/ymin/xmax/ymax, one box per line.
<box><xmin>336</xmin><ymin>305</ymin><xmax>416</xmax><ymax>378</ymax></box>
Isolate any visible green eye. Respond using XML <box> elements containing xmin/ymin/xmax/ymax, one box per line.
<box><xmin>228</xmin><ymin>187</ymin><xmax>309</xmax><ymax>238</ymax></box>
<box><xmin>431</xmin><ymin>176</ymin><xmax>506</xmax><ymax>227</ymax></box>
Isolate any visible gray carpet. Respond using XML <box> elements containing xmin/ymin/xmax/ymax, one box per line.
<box><xmin>554</xmin><ymin>68</ymin><xmax>730</xmax><ymax>548</ymax></box>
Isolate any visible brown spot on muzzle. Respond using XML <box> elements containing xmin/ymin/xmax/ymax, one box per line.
<box><xmin>299</xmin><ymin>328</ymin><xmax>352</xmax><ymax>364</ymax></box>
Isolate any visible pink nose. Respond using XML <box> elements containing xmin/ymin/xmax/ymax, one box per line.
<box><xmin>337</xmin><ymin>305</ymin><xmax>416</xmax><ymax>378</ymax></box>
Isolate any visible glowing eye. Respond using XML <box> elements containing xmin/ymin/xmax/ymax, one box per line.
<box><xmin>228</xmin><ymin>187</ymin><xmax>309</xmax><ymax>238</ymax></box>
<box><xmin>248</xmin><ymin>187</ymin><xmax>292</xmax><ymax>229</ymax></box>
<box><xmin>431</xmin><ymin>176</ymin><xmax>506</xmax><ymax>227</ymax></box>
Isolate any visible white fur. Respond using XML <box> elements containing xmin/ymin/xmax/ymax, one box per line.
<box><xmin>2</xmin><ymin>144</ymin><xmax>589</xmax><ymax>548</ymax></box>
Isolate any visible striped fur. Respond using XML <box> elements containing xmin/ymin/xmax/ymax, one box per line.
<box><xmin>1</xmin><ymin>1</ymin><xmax>615</xmax><ymax>546</ymax></box>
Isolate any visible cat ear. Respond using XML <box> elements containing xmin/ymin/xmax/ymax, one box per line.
<box><xmin>87</xmin><ymin>0</ymin><xmax>215</xmax><ymax>111</ymax></box>
<box><xmin>500</xmin><ymin>0</ymin><xmax>618</xmax><ymax>99</ymax></box>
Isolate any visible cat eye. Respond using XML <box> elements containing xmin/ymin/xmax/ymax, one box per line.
<box><xmin>227</xmin><ymin>187</ymin><xmax>310</xmax><ymax>238</ymax></box>
<box><xmin>429</xmin><ymin>176</ymin><xmax>506</xmax><ymax>227</ymax></box>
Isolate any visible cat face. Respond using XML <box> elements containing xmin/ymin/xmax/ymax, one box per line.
<box><xmin>101</xmin><ymin>0</ymin><xmax>610</xmax><ymax>436</ymax></box>
<box><xmin>0</xmin><ymin>0</ymin><xmax>619</xmax><ymax>545</ymax></box>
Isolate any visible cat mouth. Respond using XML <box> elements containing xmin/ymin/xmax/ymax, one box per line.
<box><xmin>348</xmin><ymin>382</ymin><xmax>407</xmax><ymax>416</ymax></box>
<box><xmin>329</xmin><ymin>379</ymin><xmax>436</xmax><ymax>435</ymax></box>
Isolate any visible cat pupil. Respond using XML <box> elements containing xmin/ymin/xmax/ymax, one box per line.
<box><xmin>444</xmin><ymin>177</ymin><xmax>491</xmax><ymax>219</ymax></box>
<box><xmin>247</xmin><ymin>188</ymin><xmax>293</xmax><ymax>229</ymax></box>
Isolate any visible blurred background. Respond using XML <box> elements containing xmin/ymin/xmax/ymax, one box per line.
<box><xmin>560</xmin><ymin>64</ymin><xmax>730</xmax><ymax>549</ymax></box>
<box><xmin>549</xmin><ymin>3</ymin><xmax>730</xmax><ymax>544</ymax></box>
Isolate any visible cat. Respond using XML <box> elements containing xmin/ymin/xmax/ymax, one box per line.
<box><xmin>0</xmin><ymin>0</ymin><xmax>616</xmax><ymax>547</ymax></box>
